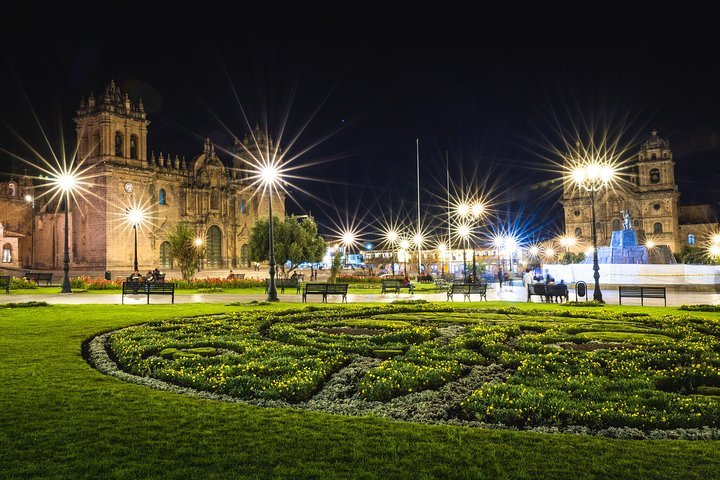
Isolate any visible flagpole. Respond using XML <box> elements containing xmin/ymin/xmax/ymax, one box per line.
<box><xmin>416</xmin><ymin>138</ymin><xmax>421</xmax><ymax>278</ymax></box>
<box><xmin>446</xmin><ymin>151</ymin><xmax>451</xmax><ymax>277</ymax></box>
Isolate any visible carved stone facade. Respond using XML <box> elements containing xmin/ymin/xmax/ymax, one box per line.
<box><xmin>5</xmin><ymin>81</ymin><xmax>285</xmax><ymax>271</ymax></box>
<box><xmin>561</xmin><ymin>131</ymin><xmax>704</xmax><ymax>253</ymax></box>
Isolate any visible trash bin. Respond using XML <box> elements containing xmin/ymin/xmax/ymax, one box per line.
<box><xmin>104</xmin><ymin>271</ymin><xmax>111</xmax><ymax>281</ymax></box>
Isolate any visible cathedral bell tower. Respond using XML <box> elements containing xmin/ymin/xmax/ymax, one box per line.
<box><xmin>74</xmin><ymin>80</ymin><xmax>149</xmax><ymax>167</ymax></box>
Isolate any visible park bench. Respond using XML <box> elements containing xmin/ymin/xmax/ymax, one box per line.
<box><xmin>528</xmin><ymin>283</ymin><xmax>569</xmax><ymax>303</ymax></box>
<box><xmin>618</xmin><ymin>286</ymin><xmax>667</xmax><ymax>306</ymax></box>
<box><xmin>301</xmin><ymin>282</ymin><xmax>349</xmax><ymax>303</ymax></box>
<box><xmin>0</xmin><ymin>275</ymin><xmax>10</xmax><ymax>294</ymax></box>
<box><xmin>265</xmin><ymin>277</ymin><xmax>300</xmax><ymax>294</ymax></box>
<box><xmin>227</xmin><ymin>273</ymin><xmax>245</xmax><ymax>280</ymax></box>
<box><xmin>23</xmin><ymin>272</ymin><xmax>53</xmax><ymax>286</ymax></box>
<box><xmin>381</xmin><ymin>279</ymin><xmax>414</xmax><ymax>294</ymax></box>
<box><xmin>416</xmin><ymin>274</ymin><xmax>434</xmax><ymax>283</ymax></box>
<box><xmin>434</xmin><ymin>279</ymin><xmax>448</xmax><ymax>292</ymax></box>
<box><xmin>122</xmin><ymin>281</ymin><xmax>175</xmax><ymax>304</ymax></box>
<box><xmin>446</xmin><ymin>283</ymin><xmax>487</xmax><ymax>302</ymax></box>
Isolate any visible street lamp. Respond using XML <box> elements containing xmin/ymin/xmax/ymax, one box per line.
<box><xmin>126</xmin><ymin>207</ymin><xmax>146</xmax><ymax>272</ymax></box>
<box><xmin>261</xmin><ymin>165</ymin><xmax>280</xmax><ymax>302</ymax></box>
<box><xmin>194</xmin><ymin>237</ymin><xmax>204</xmax><ymax>271</ymax></box>
<box><xmin>341</xmin><ymin>230</ymin><xmax>356</xmax><ymax>268</ymax></box>
<box><xmin>559</xmin><ymin>235</ymin><xmax>577</xmax><ymax>255</ymax></box>
<box><xmin>24</xmin><ymin>194</ymin><xmax>35</xmax><ymax>268</ymax></box>
<box><xmin>54</xmin><ymin>173</ymin><xmax>77</xmax><ymax>293</ymax></box>
<box><xmin>571</xmin><ymin>162</ymin><xmax>615</xmax><ymax>303</ymax></box>
<box><xmin>437</xmin><ymin>242</ymin><xmax>447</xmax><ymax>276</ymax></box>
<box><xmin>384</xmin><ymin>229</ymin><xmax>400</xmax><ymax>274</ymax></box>
<box><xmin>412</xmin><ymin>233</ymin><xmax>424</xmax><ymax>278</ymax></box>
<box><xmin>458</xmin><ymin>224</ymin><xmax>470</xmax><ymax>281</ymax></box>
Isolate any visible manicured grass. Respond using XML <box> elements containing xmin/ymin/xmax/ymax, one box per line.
<box><xmin>1</xmin><ymin>303</ymin><xmax>719</xmax><ymax>479</ymax></box>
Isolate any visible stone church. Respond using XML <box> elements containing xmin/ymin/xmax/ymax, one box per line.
<box><xmin>1</xmin><ymin>81</ymin><xmax>285</xmax><ymax>272</ymax></box>
<box><xmin>562</xmin><ymin>130</ymin><xmax>718</xmax><ymax>253</ymax></box>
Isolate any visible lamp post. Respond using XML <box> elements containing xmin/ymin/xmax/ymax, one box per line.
<box><xmin>260</xmin><ymin>166</ymin><xmax>280</xmax><ymax>302</ymax></box>
<box><xmin>56</xmin><ymin>174</ymin><xmax>77</xmax><ymax>294</ymax></box>
<box><xmin>126</xmin><ymin>207</ymin><xmax>146</xmax><ymax>272</ymax></box>
<box><xmin>413</xmin><ymin>233</ymin><xmax>424</xmax><ymax>278</ymax></box>
<box><xmin>24</xmin><ymin>194</ymin><xmax>35</xmax><ymax>268</ymax></box>
<box><xmin>385</xmin><ymin>229</ymin><xmax>399</xmax><ymax>275</ymax></box>
<box><xmin>571</xmin><ymin>163</ymin><xmax>615</xmax><ymax>303</ymax></box>
<box><xmin>437</xmin><ymin>243</ymin><xmax>447</xmax><ymax>277</ymax></box>
<box><xmin>194</xmin><ymin>237</ymin><xmax>204</xmax><ymax>271</ymax></box>
<box><xmin>458</xmin><ymin>224</ymin><xmax>470</xmax><ymax>282</ymax></box>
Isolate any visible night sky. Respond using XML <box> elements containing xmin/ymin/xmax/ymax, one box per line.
<box><xmin>2</xmin><ymin>14</ymin><xmax>719</xmax><ymax>242</ymax></box>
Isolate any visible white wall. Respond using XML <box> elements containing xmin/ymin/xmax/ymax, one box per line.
<box><xmin>543</xmin><ymin>263</ymin><xmax>720</xmax><ymax>285</ymax></box>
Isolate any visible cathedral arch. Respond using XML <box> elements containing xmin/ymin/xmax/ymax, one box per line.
<box><xmin>2</xmin><ymin>244</ymin><xmax>12</xmax><ymax>263</ymax></box>
<box><xmin>612</xmin><ymin>219</ymin><xmax>621</xmax><ymax>231</ymax></box>
<box><xmin>159</xmin><ymin>189</ymin><xmax>167</xmax><ymax>206</ymax></box>
<box><xmin>160</xmin><ymin>241</ymin><xmax>172</xmax><ymax>269</ymax></box>
<box><xmin>7</xmin><ymin>183</ymin><xmax>16</xmax><ymax>197</ymax></box>
<box><xmin>240</xmin><ymin>243</ymin><xmax>249</xmax><ymax>267</ymax></box>
<box><xmin>206</xmin><ymin>225</ymin><xmax>222</xmax><ymax>268</ymax></box>
<box><xmin>653</xmin><ymin>222</ymin><xmax>663</xmax><ymax>234</ymax></box>
<box><xmin>574</xmin><ymin>227</ymin><xmax>582</xmax><ymax>237</ymax></box>
<box><xmin>115</xmin><ymin>132</ymin><xmax>124</xmax><ymax>157</ymax></box>
<box><xmin>240</xmin><ymin>199</ymin><xmax>246</xmax><ymax>214</ymax></box>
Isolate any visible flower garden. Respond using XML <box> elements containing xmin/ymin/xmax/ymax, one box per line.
<box><xmin>90</xmin><ymin>304</ymin><xmax>720</xmax><ymax>437</ymax></box>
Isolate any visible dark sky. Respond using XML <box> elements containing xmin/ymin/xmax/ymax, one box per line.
<box><xmin>2</xmin><ymin>14</ymin><xmax>719</xmax><ymax>242</ymax></box>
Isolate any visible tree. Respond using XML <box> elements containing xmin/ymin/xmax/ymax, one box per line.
<box><xmin>248</xmin><ymin>215</ymin><xmax>326</xmax><ymax>275</ymax></box>
<box><xmin>166</xmin><ymin>223</ymin><xmax>204</xmax><ymax>280</ymax></box>
<box><xmin>329</xmin><ymin>249</ymin><xmax>342</xmax><ymax>284</ymax></box>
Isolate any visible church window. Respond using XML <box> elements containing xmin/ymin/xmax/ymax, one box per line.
<box><xmin>651</xmin><ymin>153</ymin><xmax>657</xmax><ymax>160</ymax></box>
<box><xmin>130</xmin><ymin>135</ymin><xmax>138</xmax><ymax>159</ymax></box>
<box><xmin>211</xmin><ymin>190</ymin><xmax>220</xmax><ymax>210</ymax></box>
<box><xmin>634</xmin><ymin>220</ymin><xmax>639</xmax><ymax>227</ymax></box>
<box><xmin>612</xmin><ymin>219</ymin><xmax>621</xmax><ymax>231</ymax></box>
<box><xmin>8</xmin><ymin>183</ymin><xmax>16</xmax><ymax>197</ymax></box>
<box><xmin>650</xmin><ymin>168</ymin><xmax>660</xmax><ymax>184</ymax></box>
<box><xmin>241</xmin><ymin>199</ymin><xmax>246</xmax><ymax>214</ymax></box>
<box><xmin>160</xmin><ymin>241</ymin><xmax>172</xmax><ymax>269</ymax></box>
<box><xmin>574</xmin><ymin>227</ymin><xmax>582</xmax><ymax>237</ymax></box>
<box><xmin>115</xmin><ymin>132</ymin><xmax>124</xmax><ymax>157</ymax></box>
<box><xmin>573</xmin><ymin>210</ymin><xmax>580</xmax><ymax>217</ymax></box>
<box><xmin>653</xmin><ymin>203</ymin><xmax>661</xmax><ymax>211</ymax></box>
<box><xmin>206</xmin><ymin>225</ymin><xmax>222</xmax><ymax>268</ymax></box>
<box><xmin>159</xmin><ymin>189</ymin><xmax>167</xmax><ymax>206</ymax></box>
<box><xmin>653</xmin><ymin>222</ymin><xmax>663</xmax><ymax>234</ymax></box>
<box><xmin>2</xmin><ymin>244</ymin><xmax>11</xmax><ymax>263</ymax></box>
<box><xmin>688</xmin><ymin>234</ymin><xmax>696</xmax><ymax>245</ymax></box>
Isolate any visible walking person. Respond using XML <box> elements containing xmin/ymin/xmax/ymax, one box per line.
<box><xmin>523</xmin><ymin>268</ymin><xmax>534</xmax><ymax>302</ymax></box>
<box><xmin>497</xmin><ymin>268</ymin><xmax>504</xmax><ymax>290</ymax></box>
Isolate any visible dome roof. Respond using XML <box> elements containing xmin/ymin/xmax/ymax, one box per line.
<box><xmin>641</xmin><ymin>130</ymin><xmax>670</xmax><ymax>150</ymax></box>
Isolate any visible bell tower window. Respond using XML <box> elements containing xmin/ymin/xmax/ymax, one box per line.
<box><xmin>115</xmin><ymin>132</ymin><xmax>124</xmax><ymax>157</ymax></box>
<box><xmin>653</xmin><ymin>222</ymin><xmax>663</xmax><ymax>234</ymax></box>
<box><xmin>649</xmin><ymin>168</ymin><xmax>660</xmax><ymax>184</ymax></box>
<box><xmin>130</xmin><ymin>135</ymin><xmax>138</xmax><ymax>159</ymax></box>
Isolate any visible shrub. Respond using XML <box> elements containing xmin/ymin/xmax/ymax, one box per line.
<box><xmin>10</xmin><ymin>277</ymin><xmax>38</xmax><ymax>290</ymax></box>
<box><xmin>1</xmin><ymin>301</ymin><xmax>50</xmax><ymax>308</ymax></box>
<box><xmin>679</xmin><ymin>304</ymin><xmax>720</xmax><ymax>312</ymax></box>
<box><xmin>174</xmin><ymin>277</ymin><xmax>265</xmax><ymax>290</ymax></box>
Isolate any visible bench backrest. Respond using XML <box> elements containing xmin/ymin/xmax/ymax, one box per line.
<box><xmin>304</xmin><ymin>283</ymin><xmax>328</xmax><ymax>293</ymax></box>
<box><xmin>381</xmin><ymin>279</ymin><xmax>403</xmax><ymax>287</ymax></box>
<box><xmin>147</xmin><ymin>282</ymin><xmax>175</xmax><ymax>292</ymax></box>
<box><xmin>123</xmin><ymin>281</ymin><xmax>145</xmax><ymax>291</ymax></box>
<box><xmin>531</xmin><ymin>284</ymin><xmax>547</xmax><ymax>295</ymax></box>
<box><xmin>546</xmin><ymin>284</ymin><xmax>568</xmax><ymax>296</ymax></box>
<box><xmin>619</xmin><ymin>286</ymin><xmax>642</xmax><ymax>296</ymax></box>
<box><xmin>467</xmin><ymin>283</ymin><xmax>487</xmax><ymax>294</ymax></box>
<box><xmin>270</xmin><ymin>278</ymin><xmax>299</xmax><ymax>287</ymax></box>
<box><xmin>326</xmin><ymin>283</ymin><xmax>348</xmax><ymax>294</ymax></box>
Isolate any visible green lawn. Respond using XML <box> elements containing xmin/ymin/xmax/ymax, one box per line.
<box><xmin>1</xmin><ymin>302</ymin><xmax>719</xmax><ymax>479</ymax></box>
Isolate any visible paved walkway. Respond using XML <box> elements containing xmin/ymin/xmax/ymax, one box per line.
<box><xmin>4</xmin><ymin>284</ymin><xmax>719</xmax><ymax>306</ymax></box>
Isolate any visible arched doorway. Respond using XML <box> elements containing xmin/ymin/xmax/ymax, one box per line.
<box><xmin>160</xmin><ymin>241</ymin><xmax>172</xmax><ymax>269</ymax></box>
<box><xmin>206</xmin><ymin>225</ymin><xmax>222</xmax><ymax>268</ymax></box>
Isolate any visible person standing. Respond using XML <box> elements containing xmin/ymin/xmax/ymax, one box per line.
<box><xmin>497</xmin><ymin>268</ymin><xmax>504</xmax><ymax>289</ymax></box>
<box><xmin>523</xmin><ymin>268</ymin><xmax>534</xmax><ymax>301</ymax></box>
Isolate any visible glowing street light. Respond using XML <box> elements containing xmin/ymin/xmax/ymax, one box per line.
<box><xmin>51</xmin><ymin>171</ymin><xmax>79</xmax><ymax>293</ymax></box>
<box><xmin>25</xmin><ymin>194</ymin><xmax>35</xmax><ymax>267</ymax></box>
<box><xmin>125</xmin><ymin>206</ymin><xmax>147</xmax><ymax>272</ymax></box>
<box><xmin>399</xmin><ymin>238</ymin><xmax>411</xmax><ymax>275</ymax></box>
<box><xmin>458</xmin><ymin>224</ymin><xmax>471</xmax><ymax>280</ymax></box>
<box><xmin>437</xmin><ymin>242</ymin><xmax>447</xmax><ymax>276</ymax></box>
<box><xmin>559</xmin><ymin>235</ymin><xmax>577</xmax><ymax>254</ymax></box>
<box><xmin>570</xmin><ymin>160</ymin><xmax>616</xmax><ymax>303</ymax></box>
<box><xmin>258</xmin><ymin>164</ymin><xmax>282</xmax><ymax>302</ymax></box>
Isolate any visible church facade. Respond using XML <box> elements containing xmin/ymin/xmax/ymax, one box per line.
<box><xmin>562</xmin><ymin>131</ymin><xmax>717</xmax><ymax>253</ymax></box>
<box><xmin>3</xmin><ymin>81</ymin><xmax>285</xmax><ymax>272</ymax></box>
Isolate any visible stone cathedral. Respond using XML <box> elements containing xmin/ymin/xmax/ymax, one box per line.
<box><xmin>2</xmin><ymin>81</ymin><xmax>285</xmax><ymax>272</ymax></box>
<box><xmin>562</xmin><ymin>131</ymin><xmax>717</xmax><ymax>253</ymax></box>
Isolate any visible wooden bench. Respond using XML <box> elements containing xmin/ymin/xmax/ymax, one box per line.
<box><xmin>0</xmin><ymin>275</ymin><xmax>10</xmax><ymax>294</ymax></box>
<box><xmin>528</xmin><ymin>284</ymin><xmax>569</xmax><ymax>303</ymax></box>
<box><xmin>619</xmin><ymin>286</ymin><xmax>666</xmax><ymax>306</ymax></box>
<box><xmin>447</xmin><ymin>283</ymin><xmax>487</xmax><ymax>301</ymax></box>
<box><xmin>301</xmin><ymin>283</ymin><xmax>349</xmax><ymax>303</ymax></box>
<box><xmin>381</xmin><ymin>279</ymin><xmax>414</xmax><ymax>294</ymax></box>
<box><xmin>24</xmin><ymin>272</ymin><xmax>53</xmax><ymax>286</ymax></box>
<box><xmin>227</xmin><ymin>273</ymin><xmax>245</xmax><ymax>280</ymax></box>
<box><xmin>122</xmin><ymin>281</ymin><xmax>175</xmax><ymax>304</ymax></box>
<box><xmin>265</xmin><ymin>277</ymin><xmax>300</xmax><ymax>294</ymax></box>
